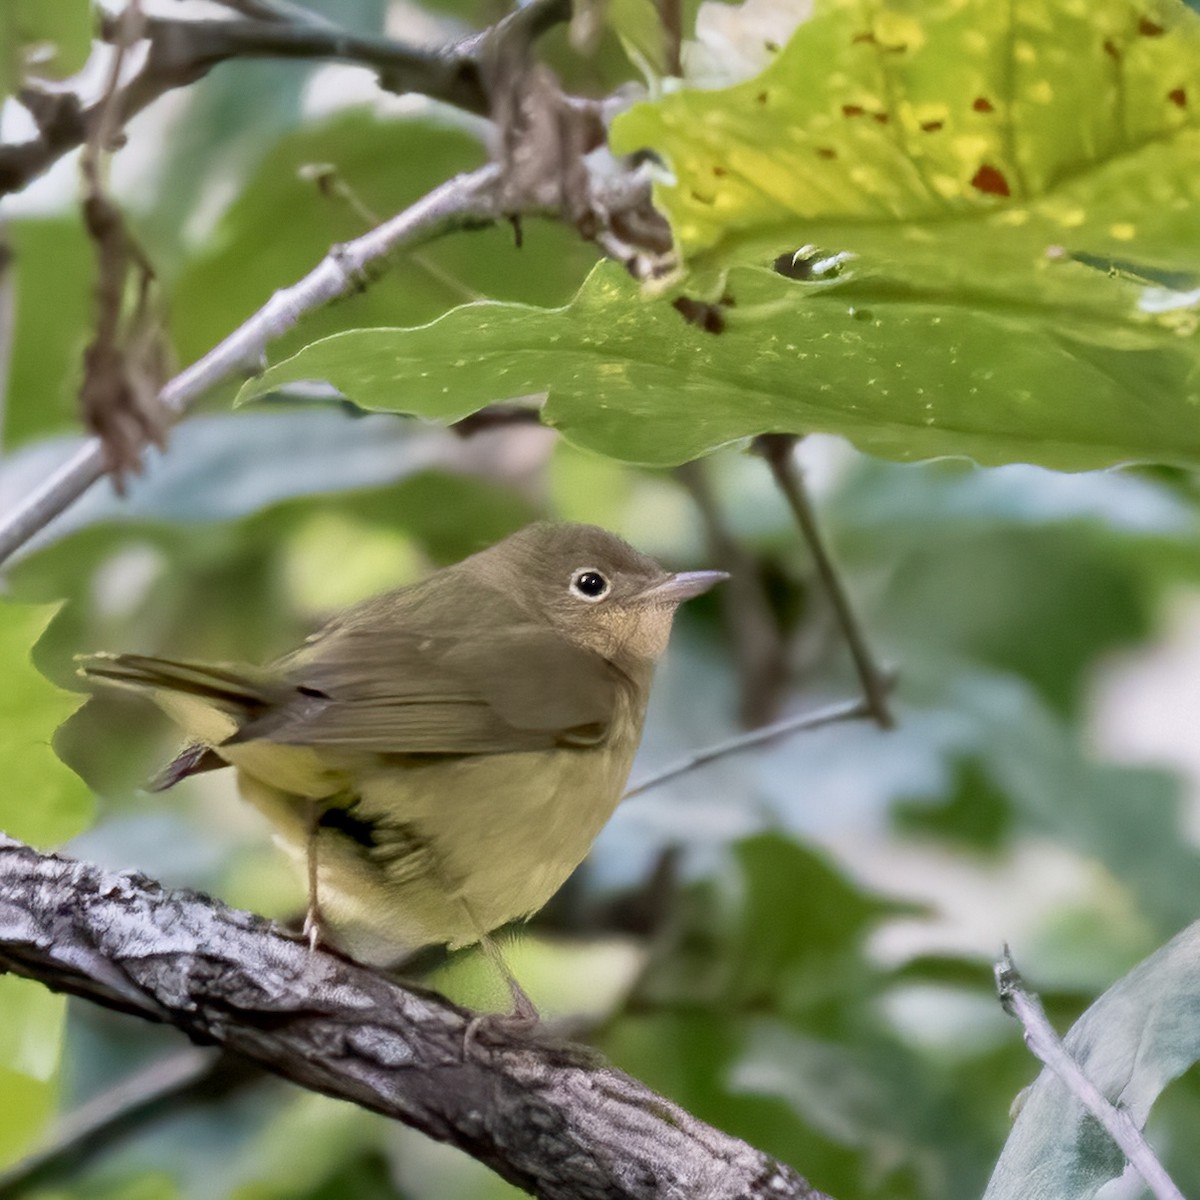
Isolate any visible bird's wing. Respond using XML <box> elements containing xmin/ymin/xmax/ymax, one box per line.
<box><xmin>233</xmin><ymin>622</ymin><xmax>621</xmax><ymax>755</ymax></box>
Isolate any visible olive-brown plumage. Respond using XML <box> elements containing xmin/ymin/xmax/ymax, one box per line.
<box><xmin>80</xmin><ymin>522</ymin><xmax>725</xmax><ymax>964</ymax></box>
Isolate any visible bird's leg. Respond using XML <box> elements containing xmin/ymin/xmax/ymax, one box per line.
<box><xmin>478</xmin><ymin>930</ymin><xmax>539</xmax><ymax>1025</ymax></box>
<box><xmin>303</xmin><ymin>799</ymin><xmax>325</xmax><ymax>952</ymax></box>
<box><xmin>459</xmin><ymin>904</ymin><xmax>540</xmax><ymax>1056</ymax></box>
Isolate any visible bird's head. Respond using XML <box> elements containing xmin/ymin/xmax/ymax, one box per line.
<box><xmin>470</xmin><ymin>522</ymin><xmax>727</xmax><ymax>666</ymax></box>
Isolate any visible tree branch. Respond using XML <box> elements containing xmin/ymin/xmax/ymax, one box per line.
<box><xmin>0</xmin><ymin>165</ymin><xmax>504</xmax><ymax>566</ymax></box>
<box><xmin>0</xmin><ymin>835</ymin><xmax>830</xmax><ymax>1200</ymax></box>
<box><xmin>0</xmin><ymin>0</ymin><xmax>571</xmax><ymax>201</ymax></box>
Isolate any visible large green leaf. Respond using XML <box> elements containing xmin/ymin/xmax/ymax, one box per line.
<box><xmin>984</xmin><ymin>922</ymin><xmax>1200</xmax><ymax>1200</ymax></box>
<box><xmin>237</xmin><ymin>260</ymin><xmax>1200</xmax><ymax>470</ymax></box>
<box><xmin>0</xmin><ymin>601</ymin><xmax>92</xmax><ymax>846</ymax></box>
<box><xmin>609</xmin><ymin>0</ymin><xmax>1200</xmax><ymax>280</ymax></box>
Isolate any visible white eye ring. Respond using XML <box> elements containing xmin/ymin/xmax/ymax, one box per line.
<box><xmin>570</xmin><ymin>567</ymin><xmax>610</xmax><ymax>602</ymax></box>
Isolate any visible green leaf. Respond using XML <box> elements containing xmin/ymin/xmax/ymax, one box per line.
<box><xmin>0</xmin><ymin>973</ymin><xmax>65</xmax><ymax>1171</ymax></box>
<box><xmin>237</xmin><ymin>260</ymin><xmax>1200</xmax><ymax>471</ymax></box>
<box><xmin>609</xmin><ymin>0</ymin><xmax>1200</xmax><ymax>279</ymax></box>
<box><xmin>4</xmin><ymin>218</ymin><xmax>93</xmax><ymax>449</ymax></box>
<box><xmin>0</xmin><ymin>601</ymin><xmax>93</xmax><ymax>846</ymax></box>
<box><xmin>984</xmin><ymin>922</ymin><xmax>1200</xmax><ymax>1200</ymax></box>
<box><xmin>0</xmin><ymin>0</ymin><xmax>92</xmax><ymax>98</ymax></box>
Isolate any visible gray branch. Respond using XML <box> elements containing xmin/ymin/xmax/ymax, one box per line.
<box><xmin>0</xmin><ymin>0</ymin><xmax>570</xmax><ymax>200</ymax></box>
<box><xmin>0</xmin><ymin>835</ymin><xmax>831</xmax><ymax>1200</ymax></box>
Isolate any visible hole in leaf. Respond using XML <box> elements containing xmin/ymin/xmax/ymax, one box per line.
<box><xmin>972</xmin><ymin>96</ymin><xmax>995</xmax><ymax>113</ymax></box>
<box><xmin>970</xmin><ymin>163</ymin><xmax>1011</xmax><ymax>196</ymax></box>
<box><xmin>773</xmin><ymin>247</ymin><xmax>850</xmax><ymax>280</ymax></box>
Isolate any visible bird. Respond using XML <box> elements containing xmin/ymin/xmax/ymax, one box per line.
<box><xmin>79</xmin><ymin>521</ymin><xmax>726</xmax><ymax>980</ymax></box>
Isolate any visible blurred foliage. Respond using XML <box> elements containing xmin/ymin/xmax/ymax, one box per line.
<box><xmin>4</xmin><ymin>0</ymin><xmax>1200</xmax><ymax>1197</ymax></box>
<box><xmin>0</xmin><ymin>0</ymin><xmax>92</xmax><ymax>99</ymax></box>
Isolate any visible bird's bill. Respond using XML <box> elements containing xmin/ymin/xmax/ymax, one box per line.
<box><xmin>641</xmin><ymin>569</ymin><xmax>730</xmax><ymax>603</ymax></box>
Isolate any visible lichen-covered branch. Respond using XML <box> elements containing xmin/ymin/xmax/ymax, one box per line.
<box><xmin>0</xmin><ymin>835</ymin><xmax>831</xmax><ymax>1200</ymax></box>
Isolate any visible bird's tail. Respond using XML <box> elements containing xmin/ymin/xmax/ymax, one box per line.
<box><xmin>77</xmin><ymin>652</ymin><xmax>274</xmax><ymax>711</ymax></box>
<box><xmin>78</xmin><ymin>653</ymin><xmax>278</xmax><ymax>790</ymax></box>
<box><xmin>78</xmin><ymin>657</ymin><xmax>271</xmax><ymax>700</ymax></box>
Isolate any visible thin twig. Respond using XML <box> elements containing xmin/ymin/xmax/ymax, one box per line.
<box><xmin>754</xmin><ymin>434</ymin><xmax>895</xmax><ymax>729</ymax></box>
<box><xmin>658</xmin><ymin>0</ymin><xmax>683</xmax><ymax>75</ymax></box>
<box><xmin>302</xmin><ymin>163</ymin><xmax>484</xmax><ymax>302</ymax></box>
<box><xmin>0</xmin><ymin>234</ymin><xmax>13</xmax><ymax>455</ymax></box>
<box><xmin>623</xmin><ymin>690</ymin><xmax>891</xmax><ymax>801</ymax></box>
<box><xmin>995</xmin><ymin>948</ymin><xmax>1185</xmax><ymax>1200</ymax></box>
<box><xmin>0</xmin><ymin>165</ymin><xmax>503</xmax><ymax>567</ymax></box>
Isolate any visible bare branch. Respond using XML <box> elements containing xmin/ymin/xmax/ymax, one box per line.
<box><xmin>0</xmin><ymin>0</ymin><xmax>572</xmax><ymax>201</ymax></box>
<box><xmin>994</xmin><ymin>948</ymin><xmax>1184</xmax><ymax>1200</ymax></box>
<box><xmin>0</xmin><ymin>165</ymin><xmax>503</xmax><ymax>566</ymax></box>
<box><xmin>754</xmin><ymin>435</ymin><xmax>895</xmax><ymax>730</ymax></box>
<box><xmin>0</xmin><ymin>836</ymin><xmax>831</xmax><ymax>1200</ymax></box>
<box><xmin>623</xmin><ymin>689</ymin><xmax>892</xmax><ymax>801</ymax></box>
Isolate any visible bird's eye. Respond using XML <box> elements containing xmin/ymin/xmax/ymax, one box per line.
<box><xmin>570</xmin><ymin>568</ymin><xmax>610</xmax><ymax>601</ymax></box>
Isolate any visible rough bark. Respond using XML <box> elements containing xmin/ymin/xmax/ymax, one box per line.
<box><xmin>0</xmin><ymin>836</ymin><xmax>831</xmax><ymax>1200</ymax></box>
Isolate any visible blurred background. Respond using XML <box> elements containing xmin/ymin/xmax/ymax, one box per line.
<box><xmin>4</xmin><ymin>1</ymin><xmax>1200</xmax><ymax>1198</ymax></box>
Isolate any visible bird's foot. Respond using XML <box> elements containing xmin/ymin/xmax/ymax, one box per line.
<box><xmin>301</xmin><ymin>900</ymin><xmax>327</xmax><ymax>954</ymax></box>
<box><xmin>463</xmin><ymin>979</ymin><xmax>541</xmax><ymax>1058</ymax></box>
